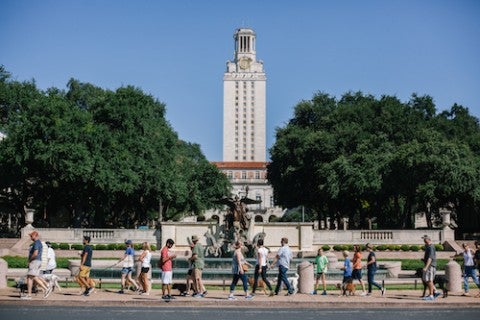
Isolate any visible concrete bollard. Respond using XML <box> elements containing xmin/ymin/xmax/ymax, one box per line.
<box><xmin>297</xmin><ymin>260</ymin><xmax>314</xmax><ymax>294</ymax></box>
<box><xmin>0</xmin><ymin>258</ymin><xmax>7</xmax><ymax>289</ymax></box>
<box><xmin>445</xmin><ymin>259</ymin><xmax>462</xmax><ymax>293</ymax></box>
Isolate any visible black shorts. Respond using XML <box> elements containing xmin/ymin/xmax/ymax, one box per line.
<box><xmin>352</xmin><ymin>269</ymin><xmax>362</xmax><ymax>280</ymax></box>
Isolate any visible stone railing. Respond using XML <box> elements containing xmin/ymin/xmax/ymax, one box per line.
<box><xmin>23</xmin><ymin>224</ymin><xmax>454</xmax><ymax>252</ymax></box>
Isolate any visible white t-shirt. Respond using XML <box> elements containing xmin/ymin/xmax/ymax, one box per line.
<box><xmin>141</xmin><ymin>250</ymin><xmax>152</xmax><ymax>268</ymax></box>
<box><xmin>46</xmin><ymin>247</ymin><xmax>57</xmax><ymax>270</ymax></box>
<box><xmin>257</xmin><ymin>247</ymin><xmax>269</xmax><ymax>267</ymax></box>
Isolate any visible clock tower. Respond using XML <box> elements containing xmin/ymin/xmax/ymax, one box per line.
<box><xmin>223</xmin><ymin>28</ymin><xmax>266</xmax><ymax>162</ymax></box>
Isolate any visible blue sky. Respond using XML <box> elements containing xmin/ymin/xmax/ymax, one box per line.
<box><xmin>1</xmin><ymin>0</ymin><xmax>479</xmax><ymax>161</ymax></box>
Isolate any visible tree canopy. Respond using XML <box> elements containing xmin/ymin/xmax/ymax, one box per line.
<box><xmin>268</xmin><ymin>91</ymin><xmax>480</xmax><ymax>234</ymax></box>
<box><xmin>0</xmin><ymin>67</ymin><xmax>230</xmax><ymax>233</ymax></box>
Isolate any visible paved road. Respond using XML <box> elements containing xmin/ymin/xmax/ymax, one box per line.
<box><xmin>0</xmin><ymin>306</ymin><xmax>479</xmax><ymax>320</ymax></box>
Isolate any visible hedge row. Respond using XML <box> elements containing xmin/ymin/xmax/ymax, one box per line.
<box><xmin>48</xmin><ymin>243</ymin><xmax>157</xmax><ymax>251</ymax></box>
<box><xmin>323</xmin><ymin>244</ymin><xmax>444</xmax><ymax>252</ymax></box>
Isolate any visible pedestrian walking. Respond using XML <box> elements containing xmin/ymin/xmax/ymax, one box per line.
<box><xmin>421</xmin><ymin>234</ymin><xmax>440</xmax><ymax>301</ymax></box>
<box><xmin>461</xmin><ymin>242</ymin><xmax>480</xmax><ymax>297</ymax></box>
<box><xmin>43</xmin><ymin>241</ymin><xmax>57</xmax><ymax>275</ymax></box>
<box><xmin>339</xmin><ymin>250</ymin><xmax>353</xmax><ymax>296</ymax></box>
<box><xmin>21</xmin><ymin>231</ymin><xmax>51</xmax><ymax>300</ymax></box>
<box><xmin>251</xmin><ymin>238</ymin><xmax>274</xmax><ymax>296</ymax></box>
<box><xmin>117</xmin><ymin>240</ymin><xmax>139</xmax><ymax>294</ymax></box>
<box><xmin>312</xmin><ymin>248</ymin><xmax>328</xmax><ymax>295</ymax></box>
<box><xmin>270</xmin><ymin>237</ymin><xmax>294</xmax><ymax>296</ymax></box>
<box><xmin>137</xmin><ymin>241</ymin><xmax>152</xmax><ymax>295</ymax></box>
<box><xmin>160</xmin><ymin>239</ymin><xmax>177</xmax><ymax>299</ymax></box>
<box><xmin>365</xmin><ymin>243</ymin><xmax>385</xmax><ymax>296</ymax></box>
<box><xmin>352</xmin><ymin>244</ymin><xmax>367</xmax><ymax>295</ymax></box>
<box><xmin>228</xmin><ymin>241</ymin><xmax>254</xmax><ymax>300</ymax></box>
<box><xmin>189</xmin><ymin>235</ymin><xmax>206</xmax><ymax>298</ymax></box>
<box><xmin>78</xmin><ymin>236</ymin><xmax>94</xmax><ymax>296</ymax></box>
<box><xmin>475</xmin><ymin>241</ymin><xmax>480</xmax><ymax>275</ymax></box>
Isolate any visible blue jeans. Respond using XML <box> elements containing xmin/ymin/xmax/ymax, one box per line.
<box><xmin>367</xmin><ymin>268</ymin><xmax>382</xmax><ymax>293</ymax></box>
<box><xmin>463</xmin><ymin>265</ymin><xmax>480</xmax><ymax>292</ymax></box>
<box><xmin>230</xmin><ymin>272</ymin><xmax>248</xmax><ymax>292</ymax></box>
<box><xmin>252</xmin><ymin>265</ymin><xmax>273</xmax><ymax>293</ymax></box>
<box><xmin>274</xmin><ymin>265</ymin><xmax>293</xmax><ymax>294</ymax></box>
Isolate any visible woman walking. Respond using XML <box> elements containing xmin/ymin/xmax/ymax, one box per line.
<box><xmin>228</xmin><ymin>241</ymin><xmax>254</xmax><ymax>300</ymax></box>
<box><xmin>137</xmin><ymin>242</ymin><xmax>152</xmax><ymax>295</ymax></box>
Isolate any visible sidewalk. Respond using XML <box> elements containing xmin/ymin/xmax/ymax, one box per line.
<box><xmin>1</xmin><ymin>287</ymin><xmax>478</xmax><ymax>308</ymax></box>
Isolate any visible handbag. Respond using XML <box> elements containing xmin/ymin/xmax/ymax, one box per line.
<box><xmin>242</xmin><ymin>263</ymin><xmax>249</xmax><ymax>272</ymax></box>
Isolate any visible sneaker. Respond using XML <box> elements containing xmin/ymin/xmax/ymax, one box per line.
<box><xmin>286</xmin><ymin>291</ymin><xmax>294</xmax><ymax>296</ymax></box>
<box><xmin>162</xmin><ymin>295</ymin><xmax>169</xmax><ymax>300</ymax></box>
<box><xmin>228</xmin><ymin>295</ymin><xmax>237</xmax><ymax>300</ymax></box>
<box><xmin>321</xmin><ymin>290</ymin><xmax>327</xmax><ymax>296</ymax></box>
<box><xmin>118</xmin><ymin>289</ymin><xmax>124</xmax><ymax>294</ymax></box>
<box><xmin>245</xmin><ymin>294</ymin><xmax>254</xmax><ymax>300</ymax></box>
<box><xmin>193</xmin><ymin>293</ymin><xmax>204</xmax><ymax>298</ymax></box>
<box><xmin>202</xmin><ymin>290</ymin><xmax>208</xmax><ymax>296</ymax></box>
<box><xmin>44</xmin><ymin>285</ymin><xmax>53</xmax><ymax>299</ymax></box>
<box><xmin>434</xmin><ymin>291</ymin><xmax>441</xmax><ymax>298</ymax></box>
<box><xmin>269</xmin><ymin>291</ymin><xmax>275</xmax><ymax>297</ymax></box>
<box><xmin>366</xmin><ymin>293</ymin><xmax>372</xmax><ymax>296</ymax></box>
<box><xmin>381</xmin><ymin>287</ymin><xmax>386</xmax><ymax>296</ymax></box>
<box><xmin>20</xmin><ymin>295</ymin><xmax>32</xmax><ymax>300</ymax></box>
<box><xmin>168</xmin><ymin>295</ymin><xmax>176</xmax><ymax>300</ymax></box>
<box><xmin>87</xmin><ymin>287</ymin><xmax>94</xmax><ymax>295</ymax></box>
<box><xmin>360</xmin><ymin>292</ymin><xmax>367</xmax><ymax>296</ymax></box>
<box><xmin>310</xmin><ymin>290</ymin><xmax>317</xmax><ymax>295</ymax></box>
<box><xmin>423</xmin><ymin>295</ymin><xmax>434</xmax><ymax>301</ymax></box>
<box><xmin>180</xmin><ymin>292</ymin><xmax>188</xmax><ymax>297</ymax></box>
<box><xmin>141</xmin><ymin>292</ymin><xmax>150</xmax><ymax>296</ymax></box>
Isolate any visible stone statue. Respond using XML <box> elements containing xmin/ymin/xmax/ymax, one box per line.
<box><xmin>216</xmin><ymin>191</ymin><xmax>261</xmax><ymax>233</ymax></box>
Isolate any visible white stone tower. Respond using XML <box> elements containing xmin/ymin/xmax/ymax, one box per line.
<box><xmin>223</xmin><ymin>28</ymin><xmax>266</xmax><ymax>162</ymax></box>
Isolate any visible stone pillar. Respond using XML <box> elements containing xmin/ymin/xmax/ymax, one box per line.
<box><xmin>0</xmin><ymin>258</ymin><xmax>7</xmax><ymax>288</ymax></box>
<box><xmin>297</xmin><ymin>260</ymin><xmax>314</xmax><ymax>294</ymax></box>
<box><xmin>445</xmin><ymin>259</ymin><xmax>462</xmax><ymax>293</ymax></box>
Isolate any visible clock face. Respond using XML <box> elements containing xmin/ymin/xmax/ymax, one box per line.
<box><xmin>239</xmin><ymin>58</ymin><xmax>250</xmax><ymax>70</ymax></box>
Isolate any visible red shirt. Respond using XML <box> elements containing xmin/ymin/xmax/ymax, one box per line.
<box><xmin>161</xmin><ymin>246</ymin><xmax>172</xmax><ymax>271</ymax></box>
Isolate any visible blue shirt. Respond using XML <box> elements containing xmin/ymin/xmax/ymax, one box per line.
<box><xmin>343</xmin><ymin>257</ymin><xmax>352</xmax><ymax>277</ymax></box>
<box><xmin>82</xmin><ymin>245</ymin><xmax>93</xmax><ymax>267</ymax></box>
<box><xmin>29</xmin><ymin>240</ymin><xmax>42</xmax><ymax>261</ymax></box>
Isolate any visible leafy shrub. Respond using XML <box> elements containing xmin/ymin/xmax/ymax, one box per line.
<box><xmin>376</xmin><ymin>245</ymin><xmax>387</xmax><ymax>251</ymax></box>
<box><xmin>400</xmin><ymin>245</ymin><xmax>410</xmax><ymax>251</ymax></box>
<box><xmin>333</xmin><ymin>245</ymin><xmax>343</xmax><ymax>251</ymax></box>
<box><xmin>435</xmin><ymin>244</ymin><xmax>444</xmax><ymax>251</ymax></box>
<box><xmin>133</xmin><ymin>244</ymin><xmax>142</xmax><ymax>250</ymax></box>
<box><xmin>410</xmin><ymin>245</ymin><xmax>420</xmax><ymax>251</ymax></box>
<box><xmin>151</xmin><ymin>244</ymin><xmax>157</xmax><ymax>251</ymax></box>
<box><xmin>71</xmin><ymin>244</ymin><xmax>84</xmax><ymax>250</ymax></box>
<box><xmin>107</xmin><ymin>243</ymin><xmax>117</xmax><ymax>250</ymax></box>
<box><xmin>95</xmin><ymin>244</ymin><xmax>107</xmax><ymax>250</ymax></box>
<box><xmin>50</xmin><ymin>242</ymin><xmax>59</xmax><ymax>250</ymax></box>
<box><xmin>59</xmin><ymin>243</ymin><xmax>70</xmax><ymax>250</ymax></box>
<box><xmin>1</xmin><ymin>256</ymin><xmax>28</xmax><ymax>268</ymax></box>
<box><xmin>345</xmin><ymin>244</ymin><xmax>354</xmax><ymax>251</ymax></box>
<box><xmin>386</xmin><ymin>244</ymin><xmax>396</xmax><ymax>251</ymax></box>
<box><xmin>116</xmin><ymin>243</ymin><xmax>126</xmax><ymax>250</ymax></box>
<box><xmin>322</xmin><ymin>245</ymin><xmax>331</xmax><ymax>251</ymax></box>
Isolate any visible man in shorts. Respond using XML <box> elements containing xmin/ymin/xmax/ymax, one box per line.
<box><xmin>22</xmin><ymin>231</ymin><xmax>51</xmax><ymax>299</ymax></box>
<box><xmin>118</xmin><ymin>240</ymin><xmax>139</xmax><ymax>294</ymax></box>
<box><xmin>78</xmin><ymin>236</ymin><xmax>94</xmax><ymax>296</ymax></box>
<box><xmin>160</xmin><ymin>238</ymin><xmax>177</xmax><ymax>299</ymax></box>
<box><xmin>422</xmin><ymin>234</ymin><xmax>440</xmax><ymax>301</ymax></box>
<box><xmin>190</xmin><ymin>235</ymin><xmax>206</xmax><ymax>298</ymax></box>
